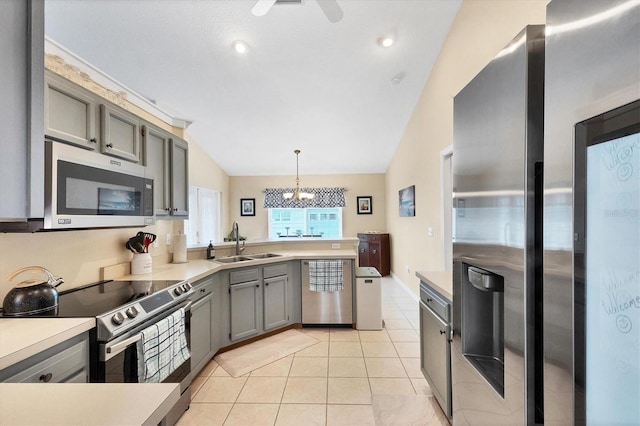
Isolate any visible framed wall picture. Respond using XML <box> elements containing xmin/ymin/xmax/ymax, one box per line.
<box><xmin>357</xmin><ymin>196</ymin><xmax>373</xmax><ymax>214</ymax></box>
<box><xmin>399</xmin><ymin>185</ymin><xmax>415</xmax><ymax>217</ymax></box>
<box><xmin>240</xmin><ymin>198</ymin><xmax>255</xmax><ymax>216</ymax></box>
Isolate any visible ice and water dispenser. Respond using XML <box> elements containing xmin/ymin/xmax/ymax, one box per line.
<box><xmin>461</xmin><ymin>264</ymin><xmax>505</xmax><ymax>396</ymax></box>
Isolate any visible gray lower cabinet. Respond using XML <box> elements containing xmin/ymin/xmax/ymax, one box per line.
<box><xmin>230</xmin><ymin>278</ymin><xmax>261</xmax><ymax>342</ymax></box>
<box><xmin>190</xmin><ymin>275</ymin><xmax>215</xmax><ymax>377</ymax></box>
<box><xmin>0</xmin><ymin>332</ymin><xmax>89</xmax><ymax>384</ymax></box>
<box><xmin>226</xmin><ymin>262</ymin><xmax>296</xmax><ymax>344</ymax></box>
<box><xmin>263</xmin><ymin>265</ymin><xmax>288</xmax><ymax>331</ymax></box>
<box><xmin>419</xmin><ymin>282</ymin><xmax>452</xmax><ymax>419</ymax></box>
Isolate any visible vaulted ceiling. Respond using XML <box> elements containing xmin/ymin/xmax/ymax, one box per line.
<box><xmin>44</xmin><ymin>0</ymin><xmax>461</xmax><ymax>176</ymax></box>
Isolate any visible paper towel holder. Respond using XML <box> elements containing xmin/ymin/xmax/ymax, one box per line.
<box><xmin>172</xmin><ymin>232</ymin><xmax>188</xmax><ymax>264</ymax></box>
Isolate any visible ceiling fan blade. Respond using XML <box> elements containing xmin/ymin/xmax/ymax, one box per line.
<box><xmin>251</xmin><ymin>0</ymin><xmax>278</xmax><ymax>17</ymax></box>
<box><xmin>315</xmin><ymin>0</ymin><xmax>343</xmax><ymax>23</ymax></box>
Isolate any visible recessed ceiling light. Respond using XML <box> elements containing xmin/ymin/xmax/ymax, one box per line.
<box><xmin>231</xmin><ymin>40</ymin><xmax>248</xmax><ymax>54</ymax></box>
<box><xmin>378</xmin><ymin>35</ymin><xmax>395</xmax><ymax>48</ymax></box>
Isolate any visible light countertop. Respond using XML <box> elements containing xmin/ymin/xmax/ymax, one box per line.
<box><xmin>116</xmin><ymin>249</ymin><xmax>357</xmax><ymax>283</ymax></box>
<box><xmin>0</xmin><ymin>383</ymin><xmax>179</xmax><ymax>425</ymax></box>
<box><xmin>2</xmin><ymin>249</ymin><xmax>357</xmax><ymax>370</ymax></box>
<box><xmin>0</xmin><ymin>317</ymin><xmax>95</xmax><ymax>370</ymax></box>
<box><xmin>415</xmin><ymin>270</ymin><xmax>453</xmax><ymax>301</ymax></box>
<box><xmin>0</xmin><ymin>246</ymin><xmax>358</xmax><ymax>425</ymax></box>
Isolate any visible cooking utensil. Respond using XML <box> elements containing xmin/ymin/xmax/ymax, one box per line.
<box><xmin>2</xmin><ymin>266</ymin><xmax>64</xmax><ymax>316</ymax></box>
<box><xmin>125</xmin><ymin>240</ymin><xmax>137</xmax><ymax>254</ymax></box>
<box><xmin>137</xmin><ymin>232</ymin><xmax>156</xmax><ymax>253</ymax></box>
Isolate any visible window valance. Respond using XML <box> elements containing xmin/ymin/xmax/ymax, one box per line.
<box><xmin>264</xmin><ymin>187</ymin><xmax>346</xmax><ymax>208</ymax></box>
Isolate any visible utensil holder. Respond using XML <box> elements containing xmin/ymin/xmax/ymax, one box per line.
<box><xmin>131</xmin><ymin>253</ymin><xmax>152</xmax><ymax>275</ymax></box>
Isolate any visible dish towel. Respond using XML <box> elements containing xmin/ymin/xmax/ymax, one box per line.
<box><xmin>137</xmin><ymin>307</ymin><xmax>190</xmax><ymax>383</ymax></box>
<box><xmin>309</xmin><ymin>260</ymin><xmax>344</xmax><ymax>292</ymax></box>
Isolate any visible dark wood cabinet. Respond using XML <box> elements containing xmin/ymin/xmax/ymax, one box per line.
<box><xmin>357</xmin><ymin>233</ymin><xmax>390</xmax><ymax>276</ymax></box>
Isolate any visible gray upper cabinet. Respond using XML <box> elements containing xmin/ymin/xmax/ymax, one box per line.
<box><xmin>142</xmin><ymin>124</ymin><xmax>189</xmax><ymax>218</ymax></box>
<box><xmin>100</xmin><ymin>104</ymin><xmax>141</xmax><ymax>162</ymax></box>
<box><xmin>44</xmin><ymin>72</ymin><xmax>97</xmax><ymax>150</ymax></box>
<box><xmin>0</xmin><ymin>0</ymin><xmax>44</xmax><ymax>223</ymax></box>
<box><xmin>142</xmin><ymin>125</ymin><xmax>171</xmax><ymax>216</ymax></box>
<box><xmin>170</xmin><ymin>138</ymin><xmax>189</xmax><ymax>217</ymax></box>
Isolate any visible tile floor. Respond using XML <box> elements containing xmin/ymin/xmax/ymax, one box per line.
<box><xmin>177</xmin><ymin>276</ymin><xmax>449</xmax><ymax>426</ymax></box>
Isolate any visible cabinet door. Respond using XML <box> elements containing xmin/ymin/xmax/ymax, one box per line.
<box><xmin>420</xmin><ymin>301</ymin><xmax>451</xmax><ymax>417</ymax></box>
<box><xmin>170</xmin><ymin>138</ymin><xmax>189</xmax><ymax>217</ymax></box>
<box><xmin>358</xmin><ymin>242</ymin><xmax>370</xmax><ymax>267</ymax></box>
<box><xmin>191</xmin><ymin>293</ymin><xmax>213</xmax><ymax>370</ymax></box>
<box><xmin>230</xmin><ymin>280</ymin><xmax>260</xmax><ymax>341</ymax></box>
<box><xmin>142</xmin><ymin>125</ymin><xmax>171</xmax><ymax>216</ymax></box>
<box><xmin>100</xmin><ymin>103</ymin><xmax>141</xmax><ymax>162</ymax></box>
<box><xmin>44</xmin><ymin>73</ymin><xmax>97</xmax><ymax>150</ymax></box>
<box><xmin>0</xmin><ymin>333</ymin><xmax>88</xmax><ymax>383</ymax></box>
<box><xmin>369</xmin><ymin>242</ymin><xmax>381</xmax><ymax>272</ymax></box>
<box><xmin>264</xmin><ymin>275</ymin><xmax>288</xmax><ymax>331</ymax></box>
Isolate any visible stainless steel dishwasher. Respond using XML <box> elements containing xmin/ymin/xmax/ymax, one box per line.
<box><xmin>301</xmin><ymin>259</ymin><xmax>353</xmax><ymax>325</ymax></box>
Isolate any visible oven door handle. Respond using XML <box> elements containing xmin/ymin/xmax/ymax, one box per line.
<box><xmin>103</xmin><ymin>334</ymin><xmax>142</xmax><ymax>362</ymax></box>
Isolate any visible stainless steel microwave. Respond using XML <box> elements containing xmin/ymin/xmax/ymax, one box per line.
<box><xmin>45</xmin><ymin>141</ymin><xmax>154</xmax><ymax>229</ymax></box>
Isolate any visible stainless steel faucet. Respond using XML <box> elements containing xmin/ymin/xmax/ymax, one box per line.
<box><xmin>233</xmin><ymin>221</ymin><xmax>245</xmax><ymax>255</ymax></box>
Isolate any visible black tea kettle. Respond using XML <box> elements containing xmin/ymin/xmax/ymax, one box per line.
<box><xmin>2</xmin><ymin>266</ymin><xmax>64</xmax><ymax>316</ymax></box>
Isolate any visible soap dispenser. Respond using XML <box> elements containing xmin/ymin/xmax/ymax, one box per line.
<box><xmin>206</xmin><ymin>241</ymin><xmax>215</xmax><ymax>259</ymax></box>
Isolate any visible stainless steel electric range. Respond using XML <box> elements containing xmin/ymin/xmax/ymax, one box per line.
<box><xmin>3</xmin><ymin>278</ymin><xmax>194</xmax><ymax>425</ymax></box>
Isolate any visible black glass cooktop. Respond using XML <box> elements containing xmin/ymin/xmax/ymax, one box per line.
<box><xmin>1</xmin><ymin>279</ymin><xmax>182</xmax><ymax>318</ymax></box>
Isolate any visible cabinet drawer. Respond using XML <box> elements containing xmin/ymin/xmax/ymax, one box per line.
<box><xmin>192</xmin><ymin>275</ymin><xmax>214</xmax><ymax>302</ymax></box>
<box><xmin>4</xmin><ymin>338</ymin><xmax>88</xmax><ymax>383</ymax></box>
<box><xmin>263</xmin><ymin>263</ymin><xmax>287</xmax><ymax>279</ymax></box>
<box><xmin>420</xmin><ymin>283</ymin><xmax>451</xmax><ymax>322</ymax></box>
<box><xmin>230</xmin><ymin>268</ymin><xmax>259</xmax><ymax>284</ymax></box>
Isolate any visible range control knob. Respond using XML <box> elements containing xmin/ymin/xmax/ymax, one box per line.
<box><xmin>125</xmin><ymin>306</ymin><xmax>139</xmax><ymax>318</ymax></box>
<box><xmin>182</xmin><ymin>283</ymin><xmax>191</xmax><ymax>292</ymax></box>
<box><xmin>173</xmin><ymin>286</ymin><xmax>184</xmax><ymax>296</ymax></box>
<box><xmin>111</xmin><ymin>311</ymin><xmax>126</xmax><ymax>326</ymax></box>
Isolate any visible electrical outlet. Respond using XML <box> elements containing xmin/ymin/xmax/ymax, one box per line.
<box><xmin>406</xmin><ymin>265</ymin><xmax>410</xmax><ymax>273</ymax></box>
<box><xmin>166</xmin><ymin>234</ymin><xmax>172</xmax><ymax>246</ymax></box>
<box><xmin>428</xmin><ymin>227</ymin><xmax>434</xmax><ymax>237</ymax></box>
<box><xmin>331</xmin><ymin>243</ymin><xmax>340</xmax><ymax>249</ymax></box>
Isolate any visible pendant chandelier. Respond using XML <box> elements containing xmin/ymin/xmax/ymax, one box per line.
<box><xmin>283</xmin><ymin>149</ymin><xmax>315</xmax><ymax>201</ymax></box>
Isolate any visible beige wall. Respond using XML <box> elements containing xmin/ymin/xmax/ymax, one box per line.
<box><xmin>385</xmin><ymin>0</ymin><xmax>547</xmax><ymax>295</ymax></box>
<box><xmin>228</xmin><ymin>174</ymin><xmax>386</xmax><ymax>240</ymax></box>
<box><xmin>184</xmin><ymin>132</ymin><xmax>231</xmax><ymax>237</ymax></box>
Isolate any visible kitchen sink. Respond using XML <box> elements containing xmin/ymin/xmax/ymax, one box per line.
<box><xmin>213</xmin><ymin>255</ymin><xmax>254</xmax><ymax>263</ymax></box>
<box><xmin>247</xmin><ymin>253</ymin><xmax>282</xmax><ymax>259</ymax></box>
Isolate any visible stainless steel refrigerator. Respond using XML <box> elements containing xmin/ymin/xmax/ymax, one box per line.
<box><xmin>452</xmin><ymin>1</ymin><xmax>640</xmax><ymax>425</ymax></box>
<box><xmin>452</xmin><ymin>25</ymin><xmax>545</xmax><ymax>425</ymax></box>
<box><xmin>543</xmin><ymin>1</ymin><xmax>639</xmax><ymax>425</ymax></box>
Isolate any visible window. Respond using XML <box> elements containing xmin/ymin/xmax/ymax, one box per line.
<box><xmin>185</xmin><ymin>186</ymin><xmax>221</xmax><ymax>246</ymax></box>
<box><xmin>268</xmin><ymin>207</ymin><xmax>342</xmax><ymax>238</ymax></box>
